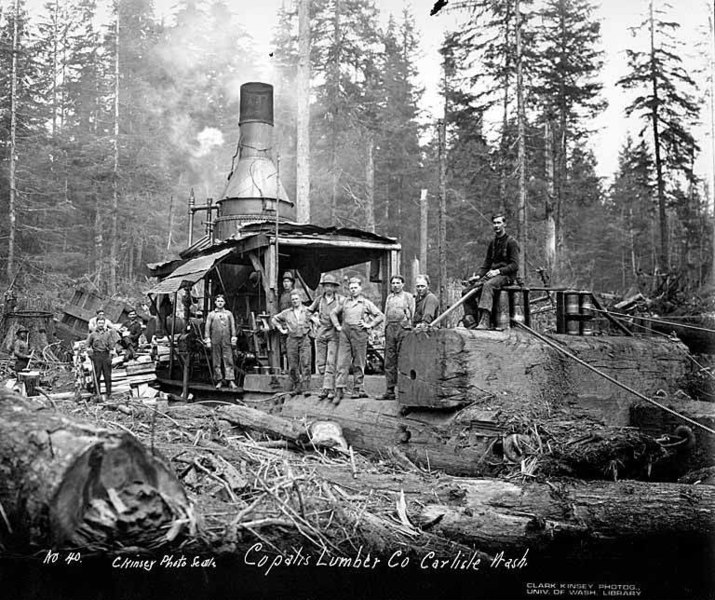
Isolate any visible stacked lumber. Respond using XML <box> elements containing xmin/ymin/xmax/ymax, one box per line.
<box><xmin>73</xmin><ymin>341</ymin><xmax>157</xmax><ymax>396</ymax></box>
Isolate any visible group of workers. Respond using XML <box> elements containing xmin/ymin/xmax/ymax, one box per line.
<box><xmin>36</xmin><ymin>212</ymin><xmax>518</xmax><ymax>402</ymax></box>
<box><xmin>267</xmin><ymin>272</ymin><xmax>439</xmax><ymax>405</ymax></box>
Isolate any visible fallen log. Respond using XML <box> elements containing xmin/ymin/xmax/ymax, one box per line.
<box><xmin>0</xmin><ymin>391</ymin><xmax>194</xmax><ymax>551</ymax></box>
<box><xmin>307</xmin><ymin>464</ymin><xmax>715</xmax><ymax>556</ymax></box>
<box><xmin>415</xmin><ymin>477</ymin><xmax>715</xmax><ymax>556</ymax></box>
<box><xmin>398</xmin><ymin>328</ymin><xmax>691</xmax><ymax>423</ymax></box>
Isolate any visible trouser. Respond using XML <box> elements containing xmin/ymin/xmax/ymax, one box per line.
<box><xmin>286</xmin><ymin>335</ymin><xmax>311</xmax><ymax>390</ymax></box>
<box><xmin>336</xmin><ymin>324</ymin><xmax>367</xmax><ymax>390</ymax></box>
<box><xmin>315</xmin><ymin>331</ymin><xmax>339</xmax><ymax>390</ymax></box>
<box><xmin>463</xmin><ymin>275</ymin><xmax>511</xmax><ymax>318</ymax></box>
<box><xmin>121</xmin><ymin>338</ymin><xmax>137</xmax><ymax>360</ymax></box>
<box><xmin>384</xmin><ymin>323</ymin><xmax>409</xmax><ymax>391</ymax></box>
<box><xmin>211</xmin><ymin>341</ymin><xmax>235</xmax><ymax>381</ymax></box>
<box><xmin>91</xmin><ymin>350</ymin><xmax>112</xmax><ymax>395</ymax></box>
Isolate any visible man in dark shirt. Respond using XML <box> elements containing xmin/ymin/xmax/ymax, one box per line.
<box><xmin>463</xmin><ymin>213</ymin><xmax>520</xmax><ymax>330</ymax></box>
<box><xmin>120</xmin><ymin>309</ymin><xmax>144</xmax><ymax>360</ymax></box>
<box><xmin>413</xmin><ymin>274</ymin><xmax>440</xmax><ymax>329</ymax></box>
<box><xmin>86</xmin><ymin>317</ymin><xmax>121</xmax><ymax>398</ymax></box>
<box><xmin>12</xmin><ymin>327</ymin><xmax>32</xmax><ymax>373</ymax></box>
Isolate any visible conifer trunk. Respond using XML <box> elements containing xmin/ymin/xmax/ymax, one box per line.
<box><xmin>296</xmin><ymin>0</ymin><xmax>311</xmax><ymax>223</ymax></box>
<box><xmin>109</xmin><ymin>14</ymin><xmax>120</xmax><ymax>293</ymax></box>
<box><xmin>7</xmin><ymin>0</ymin><xmax>20</xmax><ymax>282</ymax></box>
<box><xmin>515</xmin><ymin>0</ymin><xmax>527</xmax><ymax>282</ymax></box>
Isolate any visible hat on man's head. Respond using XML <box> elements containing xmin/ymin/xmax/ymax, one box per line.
<box><xmin>16</xmin><ymin>326</ymin><xmax>28</xmax><ymax>335</ymax></box>
<box><xmin>348</xmin><ymin>276</ymin><xmax>362</xmax><ymax>285</ymax></box>
<box><xmin>282</xmin><ymin>271</ymin><xmax>295</xmax><ymax>282</ymax></box>
<box><xmin>95</xmin><ymin>308</ymin><xmax>105</xmax><ymax>314</ymax></box>
<box><xmin>320</xmin><ymin>273</ymin><xmax>340</xmax><ymax>286</ymax></box>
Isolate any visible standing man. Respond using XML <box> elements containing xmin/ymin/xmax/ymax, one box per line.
<box><xmin>86</xmin><ymin>316</ymin><xmax>121</xmax><ymax>399</ymax></box>
<box><xmin>381</xmin><ymin>275</ymin><xmax>414</xmax><ymax>400</ymax></box>
<box><xmin>88</xmin><ymin>308</ymin><xmax>115</xmax><ymax>332</ymax></box>
<box><xmin>12</xmin><ymin>327</ymin><xmax>32</xmax><ymax>373</ymax></box>
<box><xmin>307</xmin><ymin>273</ymin><xmax>344</xmax><ymax>401</ymax></box>
<box><xmin>331</xmin><ymin>277</ymin><xmax>384</xmax><ymax>404</ymax></box>
<box><xmin>413</xmin><ymin>274</ymin><xmax>440</xmax><ymax>329</ymax></box>
<box><xmin>204</xmin><ymin>294</ymin><xmax>238</xmax><ymax>390</ymax></box>
<box><xmin>272</xmin><ymin>290</ymin><xmax>313</xmax><ymax>397</ymax></box>
<box><xmin>462</xmin><ymin>213</ymin><xmax>520</xmax><ymax>330</ymax></box>
<box><xmin>279</xmin><ymin>271</ymin><xmax>296</xmax><ymax>310</ymax></box>
<box><xmin>120</xmin><ymin>309</ymin><xmax>144</xmax><ymax>360</ymax></box>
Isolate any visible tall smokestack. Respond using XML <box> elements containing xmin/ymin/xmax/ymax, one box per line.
<box><xmin>214</xmin><ymin>82</ymin><xmax>295</xmax><ymax>240</ymax></box>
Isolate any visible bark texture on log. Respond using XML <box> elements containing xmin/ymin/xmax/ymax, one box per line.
<box><xmin>239</xmin><ymin>395</ymin><xmax>503</xmax><ymax>476</ymax></box>
<box><xmin>309</xmin><ymin>464</ymin><xmax>714</xmax><ymax>555</ymax></box>
<box><xmin>399</xmin><ymin>329</ymin><xmax>691</xmax><ymax>425</ymax></box>
<box><xmin>0</xmin><ymin>393</ymin><xmax>194</xmax><ymax>551</ymax></box>
<box><xmin>416</xmin><ymin>477</ymin><xmax>715</xmax><ymax>554</ymax></box>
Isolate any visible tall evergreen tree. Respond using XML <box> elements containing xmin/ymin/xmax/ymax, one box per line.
<box><xmin>532</xmin><ymin>0</ymin><xmax>605</xmax><ymax>282</ymax></box>
<box><xmin>617</xmin><ymin>0</ymin><xmax>701</xmax><ymax>273</ymax></box>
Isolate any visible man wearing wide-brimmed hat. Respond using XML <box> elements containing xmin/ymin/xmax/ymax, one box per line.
<box><xmin>308</xmin><ymin>273</ymin><xmax>345</xmax><ymax>401</ymax></box>
<box><xmin>12</xmin><ymin>327</ymin><xmax>32</xmax><ymax>373</ymax></box>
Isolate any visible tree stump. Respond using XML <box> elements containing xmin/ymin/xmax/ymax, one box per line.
<box><xmin>0</xmin><ymin>391</ymin><xmax>194</xmax><ymax>551</ymax></box>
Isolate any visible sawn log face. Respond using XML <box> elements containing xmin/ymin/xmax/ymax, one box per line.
<box><xmin>398</xmin><ymin>329</ymin><xmax>691</xmax><ymax>425</ymax></box>
<box><xmin>0</xmin><ymin>393</ymin><xmax>193</xmax><ymax>550</ymax></box>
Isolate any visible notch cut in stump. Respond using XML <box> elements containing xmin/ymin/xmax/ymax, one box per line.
<box><xmin>0</xmin><ymin>391</ymin><xmax>194</xmax><ymax>551</ymax></box>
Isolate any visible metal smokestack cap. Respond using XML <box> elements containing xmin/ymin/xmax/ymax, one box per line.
<box><xmin>239</xmin><ymin>82</ymin><xmax>274</xmax><ymax>126</ymax></box>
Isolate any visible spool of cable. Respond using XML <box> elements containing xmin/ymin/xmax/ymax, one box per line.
<box><xmin>509</xmin><ymin>289</ymin><xmax>525</xmax><ymax>324</ymax></box>
<box><xmin>496</xmin><ymin>290</ymin><xmax>510</xmax><ymax>330</ymax></box>
<box><xmin>580</xmin><ymin>292</ymin><xmax>594</xmax><ymax>335</ymax></box>
<box><xmin>565</xmin><ymin>292</ymin><xmax>580</xmax><ymax>335</ymax></box>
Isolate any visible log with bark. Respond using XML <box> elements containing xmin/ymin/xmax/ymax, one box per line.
<box><xmin>0</xmin><ymin>391</ymin><xmax>194</xmax><ymax>551</ymax></box>
<box><xmin>169</xmin><ymin>399</ymin><xmax>710</xmax><ymax>482</ymax></box>
<box><xmin>311</xmin><ymin>464</ymin><xmax>714</xmax><ymax>557</ymax></box>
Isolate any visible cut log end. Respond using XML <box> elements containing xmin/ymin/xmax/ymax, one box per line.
<box><xmin>0</xmin><ymin>392</ymin><xmax>194</xmax><ymax>551</ymax></box>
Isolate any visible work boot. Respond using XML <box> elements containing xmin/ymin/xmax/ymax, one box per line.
<box><xmin>476</xmin><ymin>310</ymin><xmax>491</xmax><ymax>330</ymax></box>
<box><xmin>462</xmin><ymin>315</ymin><xmax>477</xmax><ymax>329</ymax></box>
<box><xmin>303</xmin><ymin>388</ymin><xmax>312</xmax><ymax>397</ymax></box>
<box><xmin>327</xmin><ymin>390</ymin><xmax>335</xmax><ymax>401</ymax></box>
<box><xmin>228</xmin><ymin>381</ymin><xmax>238</xmax><ymax>390</ymax></box>
<box><xmin>351</xmin><ymin>388</ymin><xmax>368</xmax><ymax>399</ymax></box>
<box><xmin>318</xmin><ymin>389</ymin><xmax>329</xmax><ymax>400</ymax></box>
<box><xmin>333</xmin><ymin>388</ymin><xmax>344</xmax><ymax>405</ymax></box>
<box><xmin>380</xmin><ymin>390</ymin><xmax>396</xmax><ymax>400</ymax></box>
<box><xmin>291</xmin><ymin>385</ymin><xmax>303</xmax><ymax>397</ymax></box>
<box><xmin>215</xmin><ymin>381</ymin><xmax>224</xmax><ymax>389</ymax></box>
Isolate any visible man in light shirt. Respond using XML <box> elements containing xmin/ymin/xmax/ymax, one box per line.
<box><xmin>330</xmin><ymin>277</ymin><xmax>384</xmax><ymax>405</ymax></box>
<box><xmin>381</xmin><ymin>275</ymin><xmax>414</xmax><ymax>401</ymax></box>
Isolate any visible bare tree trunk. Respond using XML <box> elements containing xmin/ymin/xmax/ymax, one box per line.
<box><xmin>364</xmin><ymin>132</ymin><xmax>375</xmax><ymax>233</ymax></box>
<box><xmin>7</xmin><ymin>0</ymin><xmax>20</xmax><ymax>282</ymax></box>
<box><xmin>438</xmin><ymin>113</ymin><xmax>448</xmax><ymax>308</ymax></box>
<box><xmin>419</xmin><ymin>189</ymin><xmax>428</xmax><ymax>271</ymax></box>
<box><xmin>51</xmin><ymin>0</ymin><xmax>58</xmax><ymax>137</ymax></box>
<box><xmin>544</xmin><ymin>121</ymin><xmax>556</xmax><ymax>278</ymax></box>
<box><xmin>649</xmin><ymin>0</ymin><xmax>668</xmax><ymax>273</ymax></box>
<box><xmin>498</xmin><ymin>4</ymin><xmax>511</xmax><ymax>207</ymax></box>
<box><xmin>515</xmin><ymin>0</ymin><xmax>527</xmax><ymax>283</ymax></box>
<box><xmin>296</xmin><ymin>0</ymin><xmax>311</xmax><ymax>223</ymax></box>
<box><xmin>710</xmin><ymin>0</ymin><xmax>715</xmax><ymax>286</ymax></box>
<box><xmin>109</xmin><ymin>13</ymin><xmax>120</xmax><ymax>293</ymax></box>
<box><xmin>329</xmin><ymin>0</ymin><xmax>341</xmax><ymax>225</ymax></box>
<box><xmin>166</xmin><ymin>194</ymin><xmax>174</xmax><ymax>251</ymax></box>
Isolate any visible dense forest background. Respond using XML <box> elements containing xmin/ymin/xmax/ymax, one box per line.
<box><xmin>0</xmin><ymin>0</ymin><xmax>712</xmax><ymax>307</ymax></box>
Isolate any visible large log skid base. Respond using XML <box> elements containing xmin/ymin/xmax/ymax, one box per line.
<box><xmin>398</xmin><ymin>328</ymin><xmax>691</xmax><ymax>418</ymax></box>
<box><xmin>0</xmin><ymin>392</ymin><xmax>194</xmax><ymax>551</ymax></box>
